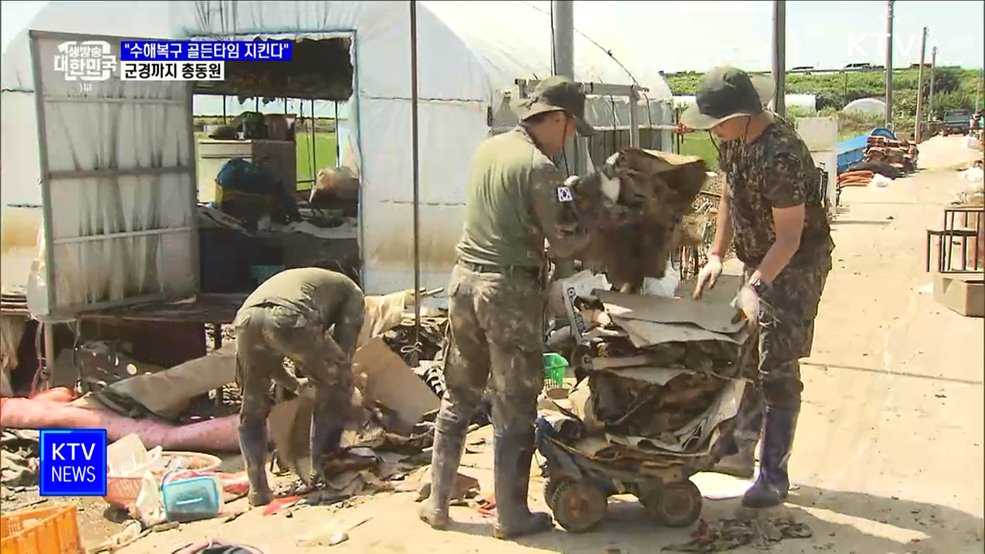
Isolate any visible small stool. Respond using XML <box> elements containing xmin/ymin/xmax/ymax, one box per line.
<box><xmin>925</xmin><ymin>228</ymin><xmax>980</xmax><ymax>272</ymax></box>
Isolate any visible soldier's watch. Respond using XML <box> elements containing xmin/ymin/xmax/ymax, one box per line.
<box><xmin>749</xmin><ymin>277</ymin><xmax>770</xmax><ymax>296</ymax></box>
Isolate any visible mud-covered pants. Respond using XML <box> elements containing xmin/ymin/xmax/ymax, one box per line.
<box><xmin>435</xmin><ymin>263</ymin><xmax>546</xmax><ymax>457</ymax></box>
<box><xmin>233</xmin><ymin>299</ymin><xmax>364</xmax><ymax>496</ymax></box>
<box><xmin>732</xmin><ymin>256</ymin><xmax>833</xmax><ymax>440</ymax></box>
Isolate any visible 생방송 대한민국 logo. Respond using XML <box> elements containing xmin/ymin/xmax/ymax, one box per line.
<box><xmin>53</xmin><ymin>40</ymin><xmax>118</xmax><ymax>86</ymax></box>
<box><xmin>39</xmin><ymin>428</ymin><xmax>108</xmax><ymax>497</ymax></box>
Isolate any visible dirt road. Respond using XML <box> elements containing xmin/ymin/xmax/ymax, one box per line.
<box><xmin>122</xmin><ymin>160</ymin><xmax>983</xmax><ymax>553</ymax></box>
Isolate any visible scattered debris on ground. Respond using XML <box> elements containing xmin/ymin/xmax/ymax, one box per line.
<box><xmin>663</xmin><ymin>516</ymin><xmax>813</xmax><ymax>552</ymax></box>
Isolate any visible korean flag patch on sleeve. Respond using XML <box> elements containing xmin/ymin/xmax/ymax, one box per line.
<box><xmin>556</xmin><ymin>185</ymin><xmax>573</xmax><ymax>203</ymax></box>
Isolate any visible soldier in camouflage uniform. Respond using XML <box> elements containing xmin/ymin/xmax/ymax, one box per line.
<box><xmin>685</xmin><ymin>67</ymin><xmax>834</xmax><ymax>509</ymax></box>
<box><xmin>232</xmin><ymin>268</ymin><xmax>365</xmax><ymax>506</ymax></box>
<box><xmin>419</xmin><ymin>76</ymin><xmax>596</xmax><ymax>539</ymax></box>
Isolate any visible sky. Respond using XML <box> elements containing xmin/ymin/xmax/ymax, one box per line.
<box><xmin>2</xmin><ymin>0</ymin><xmax>983</xmax><ymax>71</ymax></box>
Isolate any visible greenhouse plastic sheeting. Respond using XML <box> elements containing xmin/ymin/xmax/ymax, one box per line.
<box><xmin>25</xmin><ymin>32</ymin><xmax>197</xmax><ymax>318</ymax></box>
<box><xmin>3</xmin><ymin>1</ymin><xmax>676</xmax><ymax>305</ymax></box>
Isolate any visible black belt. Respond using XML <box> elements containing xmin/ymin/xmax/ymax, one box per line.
<box><xmin>458</xmin><ymin>261</ymin><xmax>541</xmax><ymax>278</ymax></box>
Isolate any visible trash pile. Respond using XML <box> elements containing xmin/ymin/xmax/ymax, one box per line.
<box><xmin>536</xmin><ymin>279</ymin><xmax>751</xmax><ymax>531</ymax></box>
<box><xmin>0</xmin><ymin>291</ymin><xmax>443</xmax><ymax>536</ymax></box>
<box><xmin>1</xmin><ymin>429</ymin><xmax>40</xmax><ymax>489</ymax></box>
<box><xmin>543</xmin><ymin>278</ymin><xmax>748</xmax><ymax>460</ymax></box>
<box><xmin>533</xmin><ymin>147</ymin><xmax>751</xmax><ymax>533</ymax></box>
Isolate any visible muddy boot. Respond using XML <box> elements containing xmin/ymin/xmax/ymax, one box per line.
<box><xmin>418</xmin><ymin>419</ymin><xmax>467</xmax><ymax>529</ymax></box>
<box><xmin>741</xmin><ymin>405</ymin><xmax>799</xmax><ymax>509</ymax></box>
<box><xmin>309</xmin><ymin>385</ymin><xmax>348</xmax><ymax>483</ymax></box>
<box><xmin>493</xmin><ymin>429</ymin><xmax>553</xmax><ymax>540</ymax></box>
<box><xmin>239</xmin><ymin>423</ymin><xmax>273</xmax><ymax>507</ymax></box>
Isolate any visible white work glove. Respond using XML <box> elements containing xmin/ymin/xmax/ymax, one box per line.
<box><xmin>692</xmin><ymin>255</ymin><xmax>724</xmax><ymax>300</ymax></box>
<box><xmin>730</xmin><ymin>282</ymin><xmax>761</xmax><ymax>327</ymax></box>
<box><xmin>599</xmin><ymin>153</ymin><xmax>622</xmax><ymax>202</ymax></box>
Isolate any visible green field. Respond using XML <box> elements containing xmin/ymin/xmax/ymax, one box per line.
<box><xmin>679</xmin><ymin>133</ymin><xmax>719</xmax><ymax>169</ymax></box>
<box><xmin>295</xmin><ymin>132</ymin><xmax>338</xmax><ymax>191</ymax></box>
<box><xmin>666</xmin><ymin>67</ymin><xmax>984</xmax><ymax>134</ymax></box>
<box><xmin>194</xmin><ymin>131</ymin><xmax>338</xmax><ymax>192</ymax></box>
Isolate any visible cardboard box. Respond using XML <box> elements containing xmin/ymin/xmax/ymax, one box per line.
<box><xmin>934</xmin><ymin>272</ymin><xmax>985</xmax><ymax>317</ymax></box>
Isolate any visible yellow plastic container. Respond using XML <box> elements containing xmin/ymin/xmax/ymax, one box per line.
<box><xmin>0</xmin><ymin>504</ymin><xmax>83</xmax><ymax>554</ymax></box>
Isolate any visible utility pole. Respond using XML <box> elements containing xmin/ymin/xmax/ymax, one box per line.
<box><xmin>928</xmin><ymin>46</ymin><xmax>937</xmax><ymax>118</ymax></box>
<box><xmin>885</xmin><ymin>0</ymin><xmax>894</xmax><ymax>127</ymax></box>
<box><xmin>409</xmin><ymin>0</ymin><xmax>422</xmax><ymax>367</ymax></box>
<box><xmin>552</xmin><ymin>1</ymin><xmax>573</xmax><ymax>80</ymax></box>
<box><xmin>914</xmin><ymin>26</ymin><xmax>927</xmax><ymax>142</ymax></box>
<box><xmin>551</xmin><ymin>0</ymin><xmax>577</xmax><ymax>283</ymax></box>
<box><xmin>977</xmin><ymin>65</ymin><xmax>983</xmax><ymax>112</ymax></box>
<box><xmin>772</xmin><ymin>0</ymin><xmax>786</xmax><ymax>117</ymax></box>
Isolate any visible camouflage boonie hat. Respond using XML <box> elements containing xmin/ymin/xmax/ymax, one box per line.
<box><xmin>513</xmin><ymin>75</ymin><xmax>596</xmax><ymax>136</ymax></box>
<box><xmin>681</xmin><ymin>66</ymin><xmax>776</xmax><ymax>130</ymax></box>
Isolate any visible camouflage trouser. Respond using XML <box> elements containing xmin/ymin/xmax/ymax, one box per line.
<box><xmin>233</xmin><ymin>299</ymin><xmax>364</xmax><ymax>486</ymax></box>
<box><xmin>435</xmin><ymin>263</ymin><xmax>545</xmax><ymax>441</ymax></box>
<box><xmin>234</xmin><ymin>304</ymin><xmax>362</xmax><ymax>422</ymax></box>
<box><xmin>732</xmin><ymin>256</ymin><xmax>833</xmax><ymax>438</ymax></box>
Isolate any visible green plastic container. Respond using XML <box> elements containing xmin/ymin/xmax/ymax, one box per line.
<box><xmin>542</xmin><ymin>352</ymin><xmax>568</xmax><ymax>388</ymax></box>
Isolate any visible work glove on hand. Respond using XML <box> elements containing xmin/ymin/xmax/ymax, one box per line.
<box><xmin>730</xmin><ymin>283</ymin><xmax>761</xmax><ymax>327</ymax></box>
<box><xmin>692</xmin><ymin>255</ymin><xmax>724</xmax><ymax>300</ymax></box>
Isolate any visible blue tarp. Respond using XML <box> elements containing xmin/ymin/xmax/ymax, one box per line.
<box><xmin>836</xmin><ymin>127</ymin><xmax>897</xmax><ymax>174</ymax></box>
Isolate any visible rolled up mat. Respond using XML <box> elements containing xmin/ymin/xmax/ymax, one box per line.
<box><xmin>0</xmin><ymin>388</ymin><xmax>243</xmax><ymax>452</ymax></box>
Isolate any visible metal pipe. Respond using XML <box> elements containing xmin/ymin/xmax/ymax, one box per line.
<box><xmin>551</xmin><ymin>1</ymin><xmax>574</xmax><ymax>78</ymax></box>
<box><xmin>28</xmin><ymin>32</ymin><xmax>58</xmax><ymax>318</ymax></box>
<box><xmin>914</xmin><ymin>27</ymin><xmax>928</xmax><ymax>141</ymax></box>
<box><xmin>43</xmin><ymin>323</ymin><xmax>56</xmax><ymax>390</ymax></box>
<box><xmin>928</xmin><ymin>47</ymin><xmax>937</xmax><ymax>118</ymax></box>
<box><xmin>629</xmin><ymin>87</ymin><xmax>640</xmax><ymax>147</ymax></box>
<box><xmin>772</xmin><ymin>0</ymin><xmax>786</xmax><ymax>117</ymax></box>
<box><xmin>409</xmin><ymin>0</ymin><xmax>422</xmax><ymax>367</ymax></box>
<box><xmin>310</xmin><ymin>99</ymin><xmax>317</xmax><ymax>180</ymax></box>
<box><xmin>885</xmin><ymin>1</ymin><xmax>894</xmax><ymax>126</ymax></box>
<box><xmin>977</xmin><ymin>65</ymin><xmax>983</xmax><ymax>113</ymax></box>
<box><xmin>551</xmin><ymin>0</ymin><xmax>578</xmax><ymax>286</ymax></box>
<box><xmin>551</xmin><ymin>1</ymin><xmax>577</xmax><ymax>175</ymax></box>
<box><xmin>334</xmin><ymin>101</ymin><xmax>340</xmax><ymax>167</ymax></box>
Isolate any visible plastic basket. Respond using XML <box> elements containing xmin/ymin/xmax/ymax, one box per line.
<box><xmin>105</xmin><ymin>476</ymin><xmax>145</xmax><ymax>511</ymax></box>
<box><xmin>0</xmin><ymin>504</ymin><xmax>83</xmax><ymax>554</ymax></box>
<box><xmin>542</xmin><ymin>352</ymin><xmax>568</xmax><ymax>389</ymax></box>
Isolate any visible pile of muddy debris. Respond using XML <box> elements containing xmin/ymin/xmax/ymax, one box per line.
<box><xmin>535</xmin><ymin>148</ymin><xmax>752</xmax><ymax>489</ymax></box>
<box><xmin>540</xmin><ymin>277</ymin><xmax>750</xmax><ymax>472</ymax></box>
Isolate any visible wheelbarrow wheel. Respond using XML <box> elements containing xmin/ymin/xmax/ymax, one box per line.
<box><xmin>550</xmin><ymin>480</ymin><xmax>607</xmax><ymax>533</ymax></box>
<box><xmin>641</xmin><ymin>480</ymin><xmax>703</xmax><ymax>528</ymax></box>
<box><xmin>544</xmin><ymin>478</ymin><xmax>563</xmax><ymax>508</ymax></box>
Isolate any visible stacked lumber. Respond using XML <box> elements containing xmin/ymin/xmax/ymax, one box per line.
<box><xmin>865</xmin><ymin>136</ymin><xmax>912</xmax><ymax>172</ymax></box>
<box><xmin>838</xmin><ymin>169</ymin><xmax>874</xmax><ymax>187</ymax></box>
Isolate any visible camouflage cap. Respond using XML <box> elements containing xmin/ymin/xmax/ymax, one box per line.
<box><xmin>513</xmin><ymin>75</ymin><xmax>596</xmax><ymax>136</ymax></box>
<box><xmin>681</xmin><ymin>66</ymin><xmax>776</xmax><ymax>130</ymax></box>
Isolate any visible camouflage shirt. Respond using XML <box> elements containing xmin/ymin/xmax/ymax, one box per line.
<box><xmin>238</xmin><ymin>267</ymin><xmax>363</xmax><ymax>328</ymax></box>
<box><xmin>455</xmin><ymin>126</ymin><xmax>584</xmax><ymax>268</ymax></box>
<box><xmin>719</xmin><ymin>114</ymin><xmax>834</xmax><ymax>268</ymax></box>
